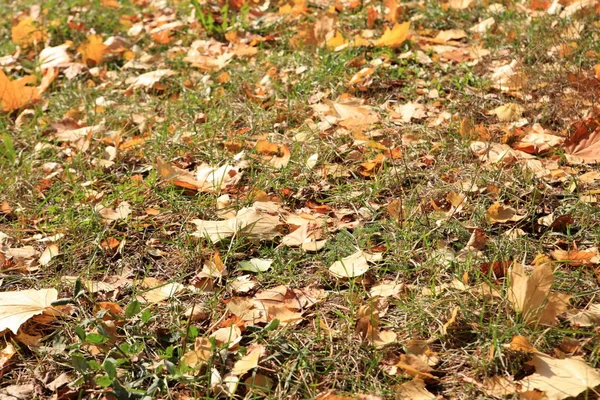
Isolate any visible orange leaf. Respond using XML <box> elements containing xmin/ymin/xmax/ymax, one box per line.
<box><xmin>11</xmin><ymin>17</ymin><xmax>47</xmax><ymax>47</ymax></box>
<box><xmin>255</xmin><ymin>140</ymin><xmax>280</xmax><ymax>155</ymax></box>
<box><xmin>78</xmin><ymin>34</ymin><xmax>107</xmax><ymax>66</ymax></box>
<box><xmin>0</xmin><ymin>70</ymin><xmax>40</xmax><ymax>112</ymax></box>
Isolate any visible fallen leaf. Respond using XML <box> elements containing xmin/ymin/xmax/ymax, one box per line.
<box><xmin>519</xmin><ymin>352</ymin><xmax>600</xmax><ymax>400</ymax></box>
<box><xmin>0</xmin><ymin>342</ymin><xmax>16</xmax><ymax>370</ymax></box>
<box><xmin>395</xmin><ymin>102</ymin><xmax>426</xmax><ymax>123</ymax></box>
<box><xmin>508</xmin><ymin>263</ymin><xmax>571</xmax><ymax>326</ymax></box>
<box><xmin>181</xmin><ymin>336</ymin><xmax>212</xmax><ymax>369</ymax></box>
<box><xmin>469</xmin><ymin>17</ymin><xmax>495</xmax><ymax>34</ymax></box>
<box><xmin>486</xmin><ymin>203</ymin><xmax>525</xmax><ymax>223</ymax></box>
<box><xmin>77</xmin><ymin>34</ymin><xmax>107</xmax><ymax>66</ymax></box>
<box><xmin>393</xmin><ymin>378</ymin><xmax>436</xmax><ymax>399</ymax></box>
<box><xmin>191</xmin><ymin>203</ymin><xmax>281</xmax><ymax>243</ymax></box>
<box><xmin>0</xmin><ymin>288</ymin><xmax>58</xmax><ymax>334</ymax></box>
<box><xmin>489</xmin><ymin>103</ymin><xmax>524</xmax><ymax>122</ymax></box>
<box><xmin>550</xmin><ymin>248</ymin><xmax>599</xmax><ymax>266</ymax></box>
<box><xmin>329</xmin><ymin>250</ymin><xmax>383</xmax><ymax>278</ymax></box>
<box><xmin>11</xmin><ymin>17</ymin><xmax>46</xmax><ymax>47</ymax></box>
<box><xmin>39</xmin><ymin>243</ymin><xmax>59</xmax><ymax>266</ymax></box>
<box><xmin>96</xmin><ymin>201</ymin><xmax>132</xmax><ymax>221</ymax></box>
<box><xmin>563</xmin><ymin>119</ymin><xmax>600</xmax><ymax>163</ymax></box>
<box><xmin>448</xmin><ymin>0</ymin><xmax>473</xmax><ymax>9</ymax></box>
<box><xmin>137</xmin><ymin>278</ymin><xmax>185</xmax><ymax>303</ymax></box>
<box><xmin>0</xmin><ymin>70</ymin><xmax>40</xmax><ymax>112</ymax></box>
<box><xmin>39</xmin><ymin>43</ymin><xmax>72</xmax><ymax>69</ymax></box>
<box><xmin>125</xmin><ymin>69</ymin><xmax>177</xmax><ymax>92</ymax></box>
<box><xmin>566</xmin><ymin>304</ymin><xmax>600</xmax><ymax>327</ymax></box>
<box><xmin>376</xmin><ymin>21</ymin><xmax>411</xmax><ymax>48</ymax></box>
<box><xmin>239</xmin><ymin>258</ymin><xmax>273</xmax><ymax>272</ymax></box>
<box><xmin>480</xmin><ymin>376</ymin><xmax>517</xmax><ymax>397</ymax></box>
<box><xmin>231</xmin><ymin>343</ymin><xmax>265</xmax><ymax>375</ymax></box>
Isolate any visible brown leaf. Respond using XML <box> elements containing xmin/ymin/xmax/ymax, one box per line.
<box><xmin>508</xmin><ymin>263</ymin><xmax>571</xmax><ymax>326</ymax></box>
<box><xmin>563</xmin><ymin>119</ymin><xmax>600</xmax><ymax>163</ymax></box>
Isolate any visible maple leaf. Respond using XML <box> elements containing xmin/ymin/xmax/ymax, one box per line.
<box><xmin>77</xmin><ymin>34</ymin><xmax>107</xmax><ymax>66</ymax></box>
<box><xmin>508</xmin><ymin>263</ymin><xmax>571</xmax><ymax>326</ymax></box>
<box><xmin>11</xmin><ymin>17</ymin><xmax>46</xmax><ymax>47</ymax></box>
<box><xmin>0</xmin><ymin>288</ymin><xmax>58</xmax><ymax>334</ymax></box>
<box><xmin>0</xmin><ymin>70</ymin><xmax>41</xmax><ymax>112</ymax></box>
<box><xmin>376</xmin><ymin>21</ymin><xmax>411</xmax><ymax>48</ymax></box>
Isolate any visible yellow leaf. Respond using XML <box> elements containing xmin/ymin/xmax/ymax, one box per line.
<box><xmin>77</xmin><ymin>34</ymin><xmax>107</xmax><ymax>66</ymax></box>
<box><xmin>326</xmin><ymin>31</ymin><xmax>347</xmax><ymax>49</ymax></box>
<box><xmin>11</xmin><ymin>17</ymin><xmax>47</xmax><ymax>47</ymax></box>
<box><xmin>0</xmin><ymin>70</ymin><xmax>40</xmax><ymax>113</ymax></box>
<box><xmin>489</xmin><ymin>103</ymin><xmax>524</xmax><ymax>122</ymax></box>
<box><xmin>0</xmin><ymin>289</ymin><xmax>58</xmax><ymax>334</ymax></box>
<box><xmin>231</xmin><ymin>343</ymin><xmax>265</xmax><ymax>375</ymax></box>
<box><xmin>485</xmin><ymin>203</ymin><xmax>525</xmax><ymax>223</ymax></box>
<box><xmin>376</xmin><ymin>21</ymin><xmax>411</xmax><ymax>48</ymax></box>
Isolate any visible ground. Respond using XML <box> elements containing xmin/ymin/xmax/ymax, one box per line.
<box><xmin>1</xmin><ymin>0</ymin><xmax>600</xmax><ymax>399</ymax></box>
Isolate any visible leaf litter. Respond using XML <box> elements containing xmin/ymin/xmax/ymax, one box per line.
<box><xmin>2</xmin><ymin>0</ymin><xmax>600</xmax><ymax>398</ymax></box>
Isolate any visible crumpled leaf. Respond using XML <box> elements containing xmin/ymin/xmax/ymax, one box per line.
<box><xmin>329</xmin><ymin>250</ymin><xmax>383</xmax><ymax>278</ymax></box>
<box><xmin>550</xmin><ymin>248</ymin><xmax>599</xmax><ymax>266</ymax></box>
<box><xmin>0</xmin><ymin>288</ymin><xmax>58</xmax><ymax>334</ymax></box>
<box><xmin>508</xmin><ymin>263</ymin><xmax>571</xmax><ymax>326</ymax></box>
<box><xmin>394</xmin><ymin>102</ymin><xmax>426</xmax><ymax>123</ymax></box>
<box><xmin>96</xmin><ymin>201</ymin><xmax>131</xmax><ymax>221</ymax></box>
<box><xmin>191</xmin><ymin>203</ymin><xmax>282</xmax><ymax>243</ymax></box>
<box><xmin>156</xmin><ymin>157</ymin><xmax>244</xmax><ymax>192</ymax></box>
<box><xmin>519</xmin><ymin>352</ymin><xmax>600</xmax><ymax>400</ymax></box>
<box><xmin>181</xmin><ymin>337</ymin><xmax>212</xmax><ymax>369</ymax></box>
